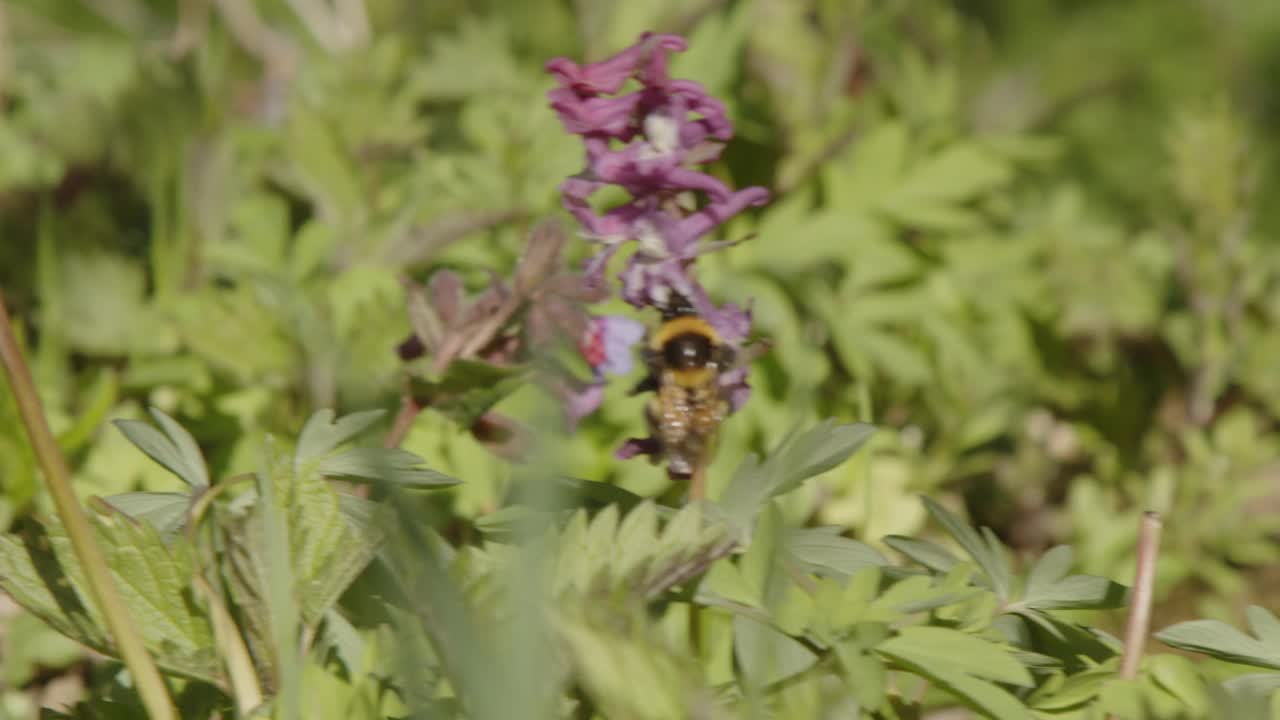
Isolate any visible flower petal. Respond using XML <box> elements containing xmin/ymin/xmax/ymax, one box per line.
<box><xmin>596</xmin><ymin>316</ymin><xmax>645</xmax><ymax>375</ymax></box>
<box><xmin>561</xmin><ymin>380</ymin><xmax>605</xmax><ymax>430</ymax></box>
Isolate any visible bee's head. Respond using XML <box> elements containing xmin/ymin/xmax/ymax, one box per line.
<box><xmin>663</xmin><ymin>331</ymin><xmax>715</xmax><ymax>370</ymax></box>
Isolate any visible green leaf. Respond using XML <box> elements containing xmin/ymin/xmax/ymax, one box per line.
<box><xmin>877</xmin><ymin>626</ymin><xmax>1033</xmax><ymax>687</ymax></box>
<box><xmin>0</xmin><ymin>508</ymin><xmax>221</xmax><ymax>685</ymax></box>
<box><xmin>883</xmin><ymin>535</ymin><xmax>960</xmax><ymax>573</ymax></box>
<box><xmin>1149</xmin><ymin>654</ymin><xmax>1210</xmax><ymax>716</ymax></box>
<box><xmin>733</xmin><ymin>615</ymin><xmax>818</xmax><ymax>687</ymax></box>
<box><xmin>719</xmin><ymin>421</ymin><xmax>875</xmax><ymax>533</ymax></box>
<box><xmin>699</xmin><ymin>561</ymin><xmax>764</xmax><ymax>611</ymax></box>
<box><xmin>539</xmin><ymin>477</ymin><xmax>649</xmax><ymax>512</ymax></box>
<box><xmin>1157</xmin><ymin>619</ymin><xmax>1280</xmax><ymax>670</ymax></box>
<box><xmin>226</xmin><ymin>440</ymin><xmax>388</xmax><ymax>680</ymax></box>
<box><xmin>101</xmin><ymin>492</ymin><xmax>192</xmax><ymax>540</ymax></box>
<box><xmin>918</xmin><ymin>668</ymin><xmax>1034</xmax><ymax>720</ymax></box>
<box><xmin>295</xmin><ymin>409</ymin><xmax>386</xmax><ymax>466</ymax></box>
<box><xmin>1020</xmin><ymin>574</ymin><xmax>1127</xmax><ymax>611</ymax></box>
<box><xmin>885</xmin><ymin>143</ymin><xmax>1012</xmax><ymax>207</ymax></box>
<box><xmin>1248</xmin><ymin>606</ymin><xmax>1280</xmax><ymax>647</ymax></box>
<box><xmin>1029</xmin><ymin>668</ymin><xmax>1110</xmax><ymax>711</ymax></box>
<box><xmin>615</xmin><ymin>502</ymin><xmax>659</xmax><ymax>580</ymax></box>
<box><xmin>0</xmin><ymin>525</ymin><xmax>110</xmax><ymax>656</ymax></box>
<box><xmin>831</xmin><ymin>568</ymin><xmax>882</xmax><ymax>629</ymax></box>
<box><xmin>318</xmin><ymin>448</ymin><xmax>461</xmax><ymax>488</ymax></box>
<box><xmin>1023</xmin><ymin>545</ymin><xmax>1073</xmax><ymax>599</ymax></box>
<box><xmin>112</xmin><ymin>408</ymin><xmax>209</xmax><ymax>489</ymax></box>
<box><xmin>834</xmin><ymin>643</ymin><xmax>886</xmax><ymax>712</ymax></box>
<box><xmin>319</xmin><ymin>608</ymin><xmax>366</xmax><ymax>676</ymax></box>
<box><xmin>1217</xmin><ymin>674</ymin><xmax>1280</xmax><ymax>719</ymax></box>
<box><xmin>552</xmin><ymin>501</ymin><xmax>734</xmax><ymax>601</ymax></box>
<box><xmin>878</xmin><ymin>627</ymin><xmax>1033</xmax><ymax>720</ymax></box>
<box><xmin>55</xmin><ymin>369</ymin><xmax>119</xmax><ymax>453</ymax></box>
<box><xmin>409</xmin><ymin>359</ymin><xmax>530</xmax><ymax>428</ymax></box>
<box><xmin>1097</xmin><ymin>679</ymin><xmax>1144</xmax><ymax>719</ymax></box>
<box><xmin>59</xmin><ymin>250</ymin><xmax>174</xmax><ymax>356</ymax></box>
<box><xmin>922</xmin><ymin>497</ymin><xmax>1011</xmax><ymax>600</ymax></box>
<box><xmin>2</xmin><ymin>609</ymin><xmax>85</xmax><ymax>688</ymax></box>
<box><xmin>784</xmin><ymin>527</ymin><xmax>888</xmax><ymax>579</ymax></box>
<box><xmin>558</xmin><ymin>606</ymin><xmax>696</xmax><ymax>720</ymax></box>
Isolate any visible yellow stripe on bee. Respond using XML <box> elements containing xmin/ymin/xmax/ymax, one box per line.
<box><xmin>668</xmin><ymin>367</ymin><xmax>715</xmax><ymax>388</ymax></box>
<box><xmin>650</xmin><ymin>315</ymin><xmax>720</xmax><ymax>351</ymax></box>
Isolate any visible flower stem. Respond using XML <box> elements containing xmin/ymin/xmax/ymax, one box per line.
<box><xmin>0</xmin><ymin>293</ymin><xmax>177</xmax><ymax>720</ymax></box>
<box><xmin>1119</xmin><ymin>511</ymin><xmax>1163</xmax><ymax>680</ymax></box>
<box><xmin>687</xmin><ymin>466</ymin><xmax>706</xmax><ymax>501</ymax></box>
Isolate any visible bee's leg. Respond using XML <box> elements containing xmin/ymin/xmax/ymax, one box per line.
<box><xmin>643</xmin><ymin>402</ymin><xmax>665</xmax><ymax>466</ymax></box>
<box><xmin>716</xmin><ymin>345</ymin><xmax>737</xmax><ymax>370</ymax></box>
<box><xmin>688</xmin><ymin>464</ymin><xmax>706</xmax><ymax>499</ymax></box>
<box><xmin>630</xmin><ymin>372</ymin><xmax>659</xmax><ymax>395</ymax></box>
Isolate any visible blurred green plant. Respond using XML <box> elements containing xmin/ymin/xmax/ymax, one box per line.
<box><xmin>3</xmin><ymin>0</ymin><xmax>1280</xmax><ymax>716</ymax></box>
<box><xmin>4</xmin><ymin>406</ymin><xmax>1277</xmax><ymax>717</ymax></box>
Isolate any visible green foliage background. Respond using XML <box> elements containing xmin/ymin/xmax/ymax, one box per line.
<box><xmin>2</xmin><ymin>0</ymin><xmax>1280</xmax><ymax>717</ymax></box>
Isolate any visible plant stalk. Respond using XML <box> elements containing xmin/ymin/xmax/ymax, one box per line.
<box><xmin>0</xmin><ymin>293</ymin><xmax>177</xmax><ymax>720</ymax></box>
<box><xmin>1119</xmin><ymin>511</ymin><xmax>1163</xmax><ymax>680</ymax></box>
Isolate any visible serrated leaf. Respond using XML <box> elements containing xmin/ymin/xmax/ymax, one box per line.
<box><xmin>615</xmin><ymin>502</ymin><xmax>659</xmax><ymax>580</ymax></box>
<box><xmin>319</xmin><ymin>447</ymin><xmax>460</xmax><ymax>488</ymax></box>
<box><xmin>0</xmin><ymin>526</ymin><xmax>112</xmax><ymax>656</ymax></box>
<box><xmin>557</xmin><ymin>608</ymin><xmax>694</xmax><ymax>720</ymax></box>
<box><xmin>320</xmin><ymin>608</ymin><xmax>366</xmax><ymax>676</ymax></box>
<box><xmin>296</xmin><ymin>409</ymin><xmax>386</xmax><ymax>467</ymax></box>
<box><xmin>616</xmin><ymin>502</ymin><xmax>659</xmax><ymax>552</ymax></box>
<box><xmin>557</xmin><ymin>510</ymin><xmax>591</xmax><ymax>594</ymax></box>
<box><xmin>0</xmin><ymin>508</ymin><xmax>221</xmax><ymax>685</ymax></box>
<box><xmin>228</xmin><ymin>440</ymin><xmax>388</xmax><ymax>673</ymax></box>
<box><xmin>584</xmin><ymin>505</ymin><xmax>620</xmax><ymax>587</ymax></box>
<box><xmin>658</xmin><ymin>502</ymin><xmax>708</xmax><ymax>566</ymax></box>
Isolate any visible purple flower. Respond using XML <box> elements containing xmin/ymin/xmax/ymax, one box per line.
<box><xmin>579</xmin><ymin>315</ymin><xmax>645</xmax><ymax>376</ymax></box>
<box><xmin>547</xmin><ymin>32</ymin><xmax>770</xmax><ymax>458</ymax></box>
<box><xmin>561</xmin><ymin>379</ymin><xmax>605</xmax><ymax>432</ymax></box>
<box><xmin>562</xmin><ymin>315</ymin><xmax>645</xmax><ymax>427</ymax></box>
<box><xmin>546</xmin><ymin>33</ymin><xmax>769</xmax><ymax>318</ymax></box>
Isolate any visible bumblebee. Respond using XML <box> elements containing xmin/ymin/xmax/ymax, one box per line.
<box><xmin>632</xmin><ymin>295</ymin><xmax>736</xmax><ymax>489</ymax></box>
